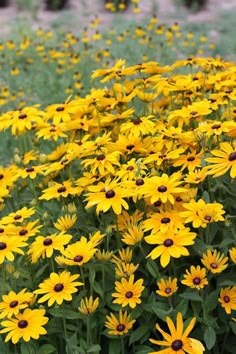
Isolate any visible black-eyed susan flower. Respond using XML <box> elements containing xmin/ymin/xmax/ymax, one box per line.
<box><xmin>105</xmin><ymin>310</ymin><xmax>136</xmax><ymax>336</ymax></box>
<box><xmin>78</xmin><ymin>296</ymin><xmax>99</xmax><ymax>315</ymax></box>
<box><xmin>205</xmin><ymin>142</ymin><xmax>236</xmax><ymax>178</ymax></box>
<box><xmin>112</xmin><ymin>274</ymin><xmax>144</xmax><ymax>309</ymax></box>
<box><xmin>112</xmin><ymin>247</ymin><xmax>133</xmax><ymax>265</ymax></box>
<box><xmin>180</xmin><ymin>199</ymin><xmax>225</xmax><ymax>228</ymax></box>
<box><xmin>0</xmin><ymin>308</ymin><xmax>48</xmax><ymax>344</ymax></box>
<box><xmin>149</xmin><ymin>312</ymin><xmax>205</xmax><ymax>354</ymax></box>
<box><xmin>85</xmin><ymin>178</ymin><xmax>129</xmax><ymax>215</ymax></box>
<box><xmin>115</xmin><ymin>262</ymin><xmax>139</xmax><ymax>278</ymax></box>
<box><xmin>0</xmin><ymin>236</ymin><xmax>27</xmax><ymax>264</ymax></box>
<box><xmin>201</xmin><ymin>249</ymin><xmax>228</xmax><ymax>274</ymax></box>
<box><xmin>156</xmin><ymin>277</ymin><xmax>178</xmax><ymax>297</ymax></box>
<box><xmin>218</xmin><ymin>286</ymin><xmax>236</xmax><ymax>314</ymax></box>
<box><xmin>39</xmin><ymin>180</ymin><xmax>79</xmax><ymax>201</ymax></box>
<box><xmin>181</xmin><ymin>265</ymin><xmax>208</xmax><ymax>290</ymax></box>
<box><xmin>121</xmin><ymin>225</ymin><xmax>144</xmax><ymax>246</ymax></box>
<box><xmin>145</xmin><ymin>227</ymin><xmax>197</xmax><ymax>268</ymax></box>
<box><xmin>53</xmin><ymin>214</ymin><xmax>77</xmax><ymax>232</ymax></box>
<box><xmin>34</xmin><ymin>271</ymin><xmax>83</xmax><ymax>306</ymax></box>
<box><xmin>0</xmin><ymin>289</ymin><xmax>33</xmax><ymax>319</ymax></box>
<box><xmin>27</xmin><ymin>233</ymin><xmax>72</xmax><ymax>263</ymax></box>
<box><xmin>1</xmin><ymin>207</ymin><xmax>35</xmax><ymax>225</ymax></box>
<box><xmin>139</xmin><ymin>172</ymin><xmax>186</xmax><ymax>205</ymax></box>
<box><xmin>58</xmin><ymin>236</ymin><xmax>97</xmax><ymax>266</ymax></box>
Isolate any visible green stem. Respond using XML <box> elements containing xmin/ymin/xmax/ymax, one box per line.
<box><xmin>86</xmin><ymin>315</ymin><xmax>91</xmax><ymax>347</ymax></box>
<box><xmin>121</xmin><ymin>336</ymin><xmax>125</xmax><ymax>354</ymax></box>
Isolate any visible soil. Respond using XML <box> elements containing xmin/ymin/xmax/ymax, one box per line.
<box><xmin>0</xmin><ymin>0</ymin><xmax>236</xmax><ymax>38</ymax></box>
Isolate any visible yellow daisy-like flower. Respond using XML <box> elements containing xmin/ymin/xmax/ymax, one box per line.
<box><xmin>59</xmin><ymin>236</ymin><xmax>97</xmax><ymax>266</ymax></box>
<box><xmin>39</xmin><ymin>180</ymin><xmax>79</xmax><ymax>201</ymax></box>
<box><xmin>181</xmin><ymin>266</ymin><xmax>208</xmax><ymax>290</ymax></box>
<box><xmin>0</xmin><ymin>289</ymin><xmax>33</xmax><ymax>319</ymax></box>
<box><xmin>229</xmin><ymin>247</ymin><xmax>236</xmax><ymax>264</ymax></box>
<box><xmin>145</xmin><ymin>228</ymin><xmax>197</xmax><ymax>268</ymax></box>
<box><xmin>27</xmin><ymin>233</ymin><xmax>72</xmax><ymax>263</ymax></box>
<box><xmin>115</xmin><ymin>262</ymin><xmax>139</xmax><ymax>278</ymax></box>
<box><xmin>218</xmin><ymin>286</ymin><xmax>236</xmax><ymax>314</ymax></box>
<box><xmin>1</xmin><ymin>207</ymin><xmax>35</xmax><ymax>225</ymax></box>
<box><xmin>34</xmin><ymin>271</ymin><xmax>83</xmax><ymax>306</ymax></box>
<box><xmin>139</xmin><ymin>172</ymin><xmax>186</xmax><ymax>205</ymax></box>
<box><xmin>0</xmin><ymin>236</ymin><xmax>27</xmax><ymax>264</ymax></box>
<box><xmin>121</xmin><ymin>225</ymin><xmax>144</xmax><ymax>246</ymax></box>
<box><xmin>105</xmin><ymin>310</ymin><xmax>136</xmax><ymax>336</ymax></box>
<box><xmin>53</xmin><ymin>214</ymin><xmax>77</xmax><ymax>231</ymax></box>
<box><xmin>149</xmin><ymin>312</ymin><xmax>205</xmax><ymax>354</ymax></box>
<box><xmin>156</xmin><ymin>277</ymin><xmax>178</xmax><ymax>297</ymax></box>
<box><xmin>78</xmin><ymin>296</ymin><xmax>99</xmax><ymax>315</ymax></box>
<box><xmin>0</xmin><ymin>308</ymin><xmax>49</xmax><ymax>344</ymax></box>
<box><xmin>201</xmin><ymin>249</ymin><xmax>228</xmax><ymax>273</ymax></box>
<box><xmin>112</xmin><ymin>274</ymin><xmax>144</xmax><ymax>309</ymax></box>
<box><xmin>205</xmin><ymin>142</ymin><xmax>236</xmax><ymax>178</ymax></box>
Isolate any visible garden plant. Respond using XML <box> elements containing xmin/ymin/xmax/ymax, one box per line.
<box><xmin>0</xmin><ymin>4</ymin><xmax>236</xmax><ymax>354</ymax></box>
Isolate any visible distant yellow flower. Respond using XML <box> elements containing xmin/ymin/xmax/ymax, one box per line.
<box><xmin>39</xmin><ymin>180</ymin><xmax>79</xmax><ymax>201</ymax></box>
<box><xmin>78</xmin><ymin>296</ymin><xmax>99</xmax><ymax>315</ymax></box>
<box><xmin>34</xmin><ymin>271</ymin><xmax>83</xmax><ymax>307</ymax></box>
<box><xmin>181</xmin><ymin>266</ymin><xmax>208</xmax><ymax>290</ymax></box>
<box><xmin>105</xmin><ymin>310</ymin><xmax>136</xmax><ymax>336</ymax></box>
<box><xmin>0</xmin><ymin>308</ymin><xmax>48</xmax><ymax>344</ymax></box>
<box><xmin>54</xmin><ymin>214</ymin><xmax>77</xmax><ymax>231</ymax></box>
<box><xmin>112</xmin><ymin>274</ymin><xmax>144</xmax><ymax>309</ymax></box>
<box><xmin>229</xmin><ymin>247</ymin><xmax>236</xmax><ymax>264</ymax></box>
<box><xmin>218</xmin><ymin>286</ymin><xmax>236</xmax><ymax>314</ymax></box>
<box><xmin>121</xmin><ymin>225</ymin><xmax>144</xmax><ymax>246</ymax></box>
<box><xmin>115</xmin><ymin>262</ymin><xmax>139</xmax><ymax>278</ymax></box>
<box><xmin>156</xmin><ymin>277</ymin><xmax>178</xmax><ymax>297</ymax></box>
<box><xmin>205</xmin><ymin>142</ymin><xmax>236</xmax><ymax>178</ymax></box>
<box><xmin>201</xmin><ymin>249</ymin><xmax>228</xmax><ymax>273</ymax></box>
<box><xmin>149</xmin><ymin>312</ymin><xmax>205</xmax><ymax>354</ymax></box>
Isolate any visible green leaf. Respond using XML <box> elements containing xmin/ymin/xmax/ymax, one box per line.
<box><xmin>93</xmin><ymin>280</ymin><xmax>104</xmax><ymax>298</ymax></box>
<box><xmin>180</xmin><ymin>291</ymin><xmax>203</xmax><ymax>302</ymax></box>
<box><xmin>135</xmin><ymin>345</ymin><xmax>155</xmax><ymax>354</ymax></box>
<box><xmin>108</xmin><ymin>339</ymin><xmax>121</xmax><ymax>354</ymax></box>
<box><xmin>87</xmin><ymin>344</ymin><xmax>101</xmax><ymax>353</ymax></box>
<box><xmin>20</xmin><ymin>342</ymin><xmax>38</xmax><ymax>354</ymax></box>
<box><xmin>174</xmin><ymin>299</ymin><xmax>189</xmax><ymax>316</ymax></box>
<box><xmin>38</xmin><ymin>344</ymin><xmax>56</xmax><ymax>354</ymax></box>
<box><xmin>48</xmin><ymin>308</ymin><xmax>82</xmax><ymax>319</ymax></box>
<box><xmin>204</xmin><ymin>326</ymin><xmax>216</xmax><ymax>350</ymax></box>
<box><xmin>152</xmin><ymin>303</ymin><xmax>172</xmax><ymax>321</ymax></box>
<box><xmin>146</xmin><ymin>259</ymin><xmax>160</xmax><ymax>279</ymax></box>
<box><xmin>129</xmin><ymin>324</ymin><xmax>149</xmax><ymax>345</ymax></box>
<box><xmin>204</xmin><ymin>290</ymin><xmax>219</xmax><ymax>312</ymax></box>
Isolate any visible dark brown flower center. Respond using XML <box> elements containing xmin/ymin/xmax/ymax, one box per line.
<box><xmin>210</xmin><ymin>262</ymin><xmax>218</xmax><ymax>269</ymax></box>
<box><xmin>0</xmin><ymin>174</ymin><xmax>4</xmax><ymax>179</ymax></box>
<box><xmin>96</xmin><ymin>154</ymin><xmax>105</xmax><ymax>161</ymax></box>
<box><xmin>127</xmin><ymin>166</ymin><xmax>134</xmax><ymax>171</ymax></box>
<box><xmin>136</xmin><ymin>178</ymin><xmax>144</xmax><ymax>186</ymax></box>
<box><xmin>190</xmin><ymin>111</ymin><xmax>197</xmax><ymax>116</ymax></box>
<box><xmin>228</xmin><ymin>152</ymin><xmax>236</xmax><ymax>161</ymax></box>
<box><xmin>171</xmin><ymin>339</ymin><xmax>183</xmax><ymax>351</ymax></box>
<box><xmin>165</xmin><ymin>287</ymin><xmax>172</xmax><ymax>294</ymax></box>
<box><xmin>125</xmin><ymin>291</ymin><xmax>133</xmax><ymax>298</ymax></box>
<box><xmin>223</xmin><ymin>295</ymin><xmax>230</xmax><ymax>303</ymax></box>
<box><xmin>204</xmin><ymin>215</ymin><xmax>211</xmax><ymax>222</ymax></box>
<box><xmin>14</xmin><ymin>214</ymin><xmax>22</xmax><ymax>220</ymax></box>
<box><xmin>56</xmin><ymin>106</ymin><xmax>64</xmax><ymax>112</ymax></box>
<box><xmin>105</xmin><ymin>190</ymin><xmax>115</xmax><ymax>198</ymax></box>
<box><xmin>154</xmin><ymin>200</ymin><xmax>162</xmax><ymax>207</ymax></box>
<box><xmin>161</xmin><ymin>217</ymin><xmax>170</xmax><ymax>224</ymax></box>
<box><xmin>158</xmin><ymin>185</ymin><xmax>167</xmax><ymax>193</ymax></box>
<box><xmin>57</xmin><ymin>186</ymin><xmax>66</xmax><ymax>193</ymax></box>
<box><xmin>43</xmin><ymin>238</ymin><xmax>53</xmax><ymax>246</ymax></box>
<box><xmin>175</xmin><ymin>196</ymin><xmax>182</xmax><ymax>202</ymax></box>
<box><xmin>18</xmin><ymin>320</ymin><xmax>28</xmax><ymax>328</ymax></box>
<box><xmin>187</xmin><ymin>156</ymin><xmax>195</xmax><ymax>162</ymax></box>
<box><xmin>0</xmin><ymin>228</ymin><xmax>4</xmax><ymax>233</ymax></box>
<box><xmin>54</xmin><ymin>283</ymin><xmax>64</xmax><ymax>292</ymax></box>
<box><xmin>10</xmin><ymin>301</ymin><xmax>18</xmax><ymax>308</ymax></box>
<box><xmin>126</xmin><ymin>144</ymin><xmax>134</xmax><ymax>150</ymax></box>
<box><xmin>18</xmin><ymin>113</ymin><xmax>27</xmax><ymax>119</ymax></box>
<box><xmin>19</xmin><ymin>229</ymin><xmax>28</xmax><ymax>236</ymax></box>
<box><xmin>116</xmin><ymin>324</ymin><xmax>125</xmax><ymax>332</ymax></box>
<box><xmin>211</xmin><ymin>124</ymin><xmax>221</xmax><ymax>129</ymax></box>
<box><xmin>163</xmin><ymin>239</ymin><xmax>173</xmax><ymax>247</ymax></box>
<box><xmin>26</xmin><ymin>167</ymin><xmax>35</xmax><ymax>173</ymax></box>
<box><xmin>0</xmin><ymin>242</ymin><xmax>7</xmax><ymax>250</ymax></box>
<box><xmin>132</xmin><ymin>118</ymin><xmax>142</xmax><ymax>125</ymax></box>
<box><xmin>193</xmin><ymin>277</ymin><xmax>201</xmax><ymax>285</ymax></box>
<box><xmin>73</xmin><ymin>255</ymin><xmax>83</xmax><ymax>262</ymax></box>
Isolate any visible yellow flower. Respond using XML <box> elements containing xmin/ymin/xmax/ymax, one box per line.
<box><xmin>54</xmin><ymin>214</ymin><xmax>77</xmax><ymax>231</ymax></box>
<box><xmin>121</xmin><ymin>225</ymin><xmax>144</xmax><ymax>246</ymax></box>
<box><xmin>205</xmin><ymin>142</ymin><xmax>236</xmax><ymax>178</ymax></box>
<box><xmin>105</xmin><ymin>310</ymin><xmax>136</xmax><ymax>336</ymax></box>
<box><xmin>181</xmin><ymin>266</ymin><xmax>208</xmax><ymax>290</ymax></box>
<box><xmin>39</xmin><ymin>180</ymin><xmax>79</xmax><ymax>201</ymax></box>
<box><xmin>218</xmin><ymin>286</ymin><xmax>236</xmax><ymax>314</ymax></box>
<box><xmin>145</xmin><ymin>228</ymin><xmax>197</xmax><ymax>267</ymax></box>
<box><xmin>112</xmin><ymin>274</ymin><xmax>144</xmax><ymax>309</ymax></box>
<box><xmin>0</xmin><ymin>289</ymin><xmax>33</xmax><ymax>319</ymax></box>
<box><xmin>149</xmin><ymin>312</ymin><xmax>205</xmax><ymax>354</ymax></box>
<box><xmin>229</xmin><ymin>247</ymin><xmax>236</xmax><ymax>264</ymax></box>
<box><xmin>0</xmin><ymin>236</ymin><xmax>27</xmax><ymax>264</ymax></box>
<box><xmin>78</xmin><ymin>296</ymin><xmax>99</xmax><ymax>315</ymax></box>
<box><xmin>156</xmin><ymin>277</ymin><xmax>178</xmax><ymax>297</ymax></box>
<box><xmin>34</xmin><ymin>271</ymin><xmax>83</xmax><ymax>307</ymax></box>
<box><xmin>115</xmin><ymin>262</ymin><xmax>139</xmax><ymax>278</ymax></box>
<box><xmin>201</xmin><ymin>249</ymin><xmax>228</xmax><ymax>273</ymax></box>
<box><xmin>59</xmin><ymin>236</ymin><xmax>97</xmax><ymax>266</ymax></box>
